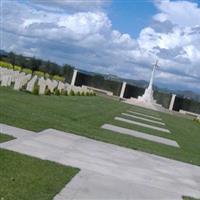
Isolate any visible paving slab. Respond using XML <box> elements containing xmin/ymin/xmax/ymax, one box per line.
<box><xmin>102</xmin><ymin>124</ymin><xmax>179</xmax><ymax>147</ymax></box>
<box><xmin>54</xmin><ymin>169</ymin><xmax>181</xmax><ymax>200</ymax></box>
<box><xmin>0</xmin><ymin>123</ymin><xmax>35</xmax><ymax>138</ymax></box>
<box><xmin>122</xmin><ymin>113</ymin><xmax>165</xmax><ymax>126</ymax></box>
<box><xmin>1</xmin><ymin>128</ymin><xmax>200</xmax><ymax>199</ymax></box>
<box><xmin>128</xmin><ymin>110</ymin><xmax>162</xmax><ymax>121</ymax></box>
<box><xmin>115</xmin><ymin>117</ymin><xmax>171</xmax><ymax>133</ymax></box>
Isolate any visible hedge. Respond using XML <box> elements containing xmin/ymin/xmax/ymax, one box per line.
<box><xmin>52</xmin><ymin>75</ymin><xmax>65</xmax><ymax>82</ymax></box>
<box><xmin>22</xmin><ymin>68</ymin><xmax>32</xmax><ymax>74</ymax></box>
<box><xmin>45</xmin><ymin>73</ymin><xmax>50</xmax><ymax>79</ymax></box>
<box><xmin>14</xmin><ymin>65</ymin><xmax>22</xmax><ymax>71</ymax></box>
<box><xmin>33</xmin><ymin>71</ymin><xmax>44</xmax><ymax>77</ymax></box>
<box><xmin>0</xmin><ymin>61</ymin><xmax>13</xmax><ymax>69</ymax></box>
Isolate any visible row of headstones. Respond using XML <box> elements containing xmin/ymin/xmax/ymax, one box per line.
<box><xmin>0</xmin><ymin>67</ymin><xmax>92</xmax><ymax>95</ymax></box>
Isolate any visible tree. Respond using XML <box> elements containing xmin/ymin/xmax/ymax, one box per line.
<box><xmin>15</xmin><ymin>54</ymin><xmax>26</xmax><ymax>69</ymax></box>
<box><xmin>8</xmin><ymin>52</ymin><xmax>16</xmax><ymax>68</ymax></box>
<box><xmin>28</xmin><ymin>57</ymin><xmax>41</xmax><ymax>71</ymax></box>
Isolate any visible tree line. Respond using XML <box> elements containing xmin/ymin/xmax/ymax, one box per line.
<box><xmin>0</xmin><ymin>51</ymin><xmax>74</xmax><ymax>81</ymax></box>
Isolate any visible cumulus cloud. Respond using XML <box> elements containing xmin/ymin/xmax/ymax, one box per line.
<box><xmin>31</xmin><ymin>0</ymin><xmax>111</xmax><ymax>11</ymax></box>
<box><xmin>154</xmin><ymin>0</ymin><xmax>200</xmax><ymax>27</ymax></box>
<box><xmin>1</xmin><ymin>0</ymin><xmax>200</xmax><ymax>93</ymax></box>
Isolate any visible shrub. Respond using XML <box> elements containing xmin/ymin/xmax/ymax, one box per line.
<box><xmin>14</xmin><ymin>65</ymin><xmax>22</xmax><ymax>71</ymax></box>
<box><xmin>91</xmin><ymin>92</ymin><xmax>96</xmax><ymax>96</ymax></box>
<box><xmin>52</xmin><ymin>75</ymin><xmax>65</xmax><ymax>82</ymax></box>
<box><xmin>69</xmin><ymin>90</ymin><xmax>75</xmax><ymax>96</ymax></box>
<box><xmin>0</xmin><ymin>61</ymin><xmax>13</xmax><ymax>69</ymax></box>
<box><xmin>33</xmin><ymin>85</ymin><xmax>39</xmax><ymax>95</ymax></box>
<box><xmin>55</xmin><ymin>89</ymin><xmax>60</xmax><ymax>96</ymax></box>
<box><xmin>45</xmin><ymin>88</ymin><xmax>51</xmax><ymax>95</ymax></box>
<box><xmin>33</xmin><ymin>71</ymin><xmax>44</xmax><ymax>77</ymax></box>
<box><xmin>22</xmin><ymin>68</ymin><xmax>32</xmax><ymax>74</ymax></box>
<box><xmin>86</xmin><ymin>92</ymin><xmax>90</xmax><ymax>96</ymax></box>
<box><xmin>44</xmin><ymin>73</ymin><xmax>50</xmax><ymax>79</ymax></box>
<box><xmin>193</xmin><ymin>118</ymin><xmax>200</xmax><ymax>124</ymax></box>
<box><xmin>81</xmin><ymin>92</ymin><xmax>85</xmax><ymax>96</ymax></box>
<box><xmin>64</xmin><ymin>90</ymin><xmax>68</xmax><ymax>96</ymax></box>
<box><xmin>60</xmin><ymin>89</ymin><xmax>65</xmax><ymax>95</ymax></box>
<box><xmin>77</xmin><ymin>91</ymin><xmax>81</xmax><ymax>96</ymax></box>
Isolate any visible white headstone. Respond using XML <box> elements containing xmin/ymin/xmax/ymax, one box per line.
<box><xmin>38</xmin><ymin>77</ymin><xmax>46</xmax><ymax>94</ymax></box>
<box><xmin>46</xmin><ymin>79</ymin><xmax>58</xmax><ymax>92</ymax></box>
<box><xmin>57</xmin><ymin>81</ymin><xmax>65</xmax><ymax>92</ymax></box>
<box><xmin>26</xmin><ymin>75</ymin><xmax>38</xmax><ymax>92</ymax></box>
<box><xmin>14</xmin><ymin>74</ymin><xmax>32</xmax><ymax>90</ymax></box>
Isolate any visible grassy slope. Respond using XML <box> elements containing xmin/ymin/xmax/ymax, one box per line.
<box><xmin>0</xmin><ymin>135</ymin><xmax>79</xmax><ymax>200</ymax></box>
<box><xmin>0</xmin><ymin>87</ymin><xmax>200</xmax><ymax>166</ymax></box>
<box><xmin>0</xmin><ymin>133</ymin><xmax>15</xmax><ymax>143</ymax></box>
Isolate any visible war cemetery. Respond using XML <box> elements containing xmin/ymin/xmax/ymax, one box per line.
<box><xmin>0</xmin><ymin>51</ymin><xmax>200</xmax><ymax>200</ymax></box>
<box><xmin>1</xmin><ymin>0</ymin><xmax>200</xmax><ymax>199</ymax></box>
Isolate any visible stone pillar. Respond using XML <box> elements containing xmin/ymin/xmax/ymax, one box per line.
<box><xmin>120</xmin><ymin>82</ymin><xmax>126</xmax><ymax>99</ymax></box>
<box><xmin>71</xmin><ymin>69</ymin><xmax>78</xmax><ymax>86</ymax></box>
<box><xmin>71</xmin><ymin>69</ymin><xmax>78</xmax><ymax>85</ymax></box>
<box><xmin>169</xmin><ymin>94</ymin><xmax>176</xmax><ymax>111</ymax></box>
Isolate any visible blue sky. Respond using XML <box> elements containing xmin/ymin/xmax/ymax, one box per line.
<box><xmin>1</xmin><ymin>0</ymin><xmax>200</xmax><ymax>93</ymax></box>
<box><xmin>108</xmin><ymin>1</ymin><xmax>157</xmax><ymax>37</ymax></box>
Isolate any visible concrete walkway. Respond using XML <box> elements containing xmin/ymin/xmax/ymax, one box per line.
<box><xmin>1</xmin><ymin>127</ymin><xmax>200</xmax><ymax>199</ymax></box>
<box><xmin>122</xmin><ymin>113</ymin><xmax>165</xmax><ymax>126</ymax></box>
<box><xmin>101</xmin><ymin>124</ymin><xmax>179</xmax><ymax>147</ymax></box>
<box><xmin>0</xmin><ymin>123</ymin><xmax>35</xmax><ymax>138</ymax></box>
<box><xmin>115</xmin><ymin>117</ymin><xmax>171</xmax><ymax>133</ymax></box>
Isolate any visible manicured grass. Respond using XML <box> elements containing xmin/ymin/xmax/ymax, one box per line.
<box><xmin>0</xmin><ymin>133</ymin><xmax>15</xmax><ymax>143</ymax></box>
<box><xmin>0</xmin><ymin>149</ymin><xmax>79</xmax><ymax>200</ymax></box>
<box><xmin>0</xmin><ymin>130</ymin><xmax>79</xmax><ymax>200</ymax></box>
<box><xmin>182</xmin><ymin>196</ymin><xmax>200</xmax><ymax>200</ymax></box>
<box><xmin>0</xmin><ymin>87</ymin><xmax>200</xmax><ymax>166</ymax></box>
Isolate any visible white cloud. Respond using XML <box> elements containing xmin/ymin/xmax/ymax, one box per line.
<box><xmin>154</xmin><ymin>0</ymin><xmax>200</xmax><ymax>27</ymax></box>
<box><xmin>31</xmin><ymin>0</ymin><xmax>111</xmax><ymax>11</ymax></box>
<box><xmin>1</xmin><ymin>0</ymin><xmax>200</xmax><ymax>93</ymax></box>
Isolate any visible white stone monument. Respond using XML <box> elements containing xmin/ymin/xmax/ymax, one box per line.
<box><xmin>126</xmin><ymin>60</ymin><xmax>161</xmax><ymax>110</ymax></box>
<box><xmin>137</xmin><ymin>60</ymin><xmax>159</xmax><ymax>104</ymax></box>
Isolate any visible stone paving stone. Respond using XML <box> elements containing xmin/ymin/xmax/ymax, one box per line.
<box><xmin>0</xmin><ymin>123</ymin><xmax>35</xmax><ymax>138</ymax></box>
<box><xmin>128</xmin><ymin>110</ymin><xmax>162</xmax><ymax>121</ymax></box>
<box><xmin>102</xmin><ymin>124</ymin><xmax>179</xmax><ymax>147</ymax></box>
<box><xmin>122</xmin><ymin>113</ymin><xmax>165</xmax><ymax>125</ymax></box>
<box><xmin>1</xmin><ymin>125</ymin><xmax>200</xmax><ymax>199</ymax></box>
<box><xmin>115</xmin><ymin>117</ymin><xmax>171</xmax><ymax>133</ymax></box>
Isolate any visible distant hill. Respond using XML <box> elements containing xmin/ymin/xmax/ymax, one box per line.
<box><xmin>0</xmin><ymin>49</ymin><xmax>8</xmax><ymax>57</ymax></box>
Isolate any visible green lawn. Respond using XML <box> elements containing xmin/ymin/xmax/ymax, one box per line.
<box><xmin>0</xmin><ymin>136</ymin><xmax>79</xmax><ymax>200</ymax></box>
<box><xmin>0</xmin><ymin>133</ymin><xmax>15</xmax><ymax>143</ymax></box>
<box><xmin>182</xmin><ymin>196</ymin><xmax>200</xmax><ymax>200</ymax></box>
<box><xmin>1</xmin><ymin>87</ymin><xmax>200</xmax><ymax>166</ymax></box>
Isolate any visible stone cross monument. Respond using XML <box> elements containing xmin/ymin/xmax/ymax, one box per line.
<box><xmin>138</xmin><ymin>60</ymin><xmax>159</xmax><ymax>104</ymax></box>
